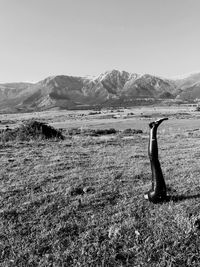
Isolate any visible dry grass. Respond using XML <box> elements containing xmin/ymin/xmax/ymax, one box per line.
<box><xmin>1</xmin><ymin>116</ymin><xmax>200</xmax><ymax>266</ymax></box>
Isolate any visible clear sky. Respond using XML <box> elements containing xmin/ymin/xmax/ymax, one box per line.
<box><xmin>0</xmin><ymin>0</ymin><xmax>200</xmax><ymax>82</ymax></box>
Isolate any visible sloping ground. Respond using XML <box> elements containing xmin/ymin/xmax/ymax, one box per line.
<box><xmin>174</xmin><ymin>72</ymin><xmax>200</xmax><ymax>90</ymax></box>
<box><xmin>1</xmin><ymin>126</ymin><xmax>200</xmax><ymax>266</ymax></box>
<box><xmin>176</xmin><ymin>83</ymin><xmax>200</xmax><ymax>101</ymax></box>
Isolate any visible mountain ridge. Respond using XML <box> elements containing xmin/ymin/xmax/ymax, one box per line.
<box><xmin>1</xmin><ymin>70</ymin><xmax>200</xmax><ymax>112</ymax></box>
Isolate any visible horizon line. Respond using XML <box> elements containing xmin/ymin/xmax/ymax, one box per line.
<box><xmin>1</xmin><ymin>69</ymin><xmax>200</xmax><ymax>84</ymax></box>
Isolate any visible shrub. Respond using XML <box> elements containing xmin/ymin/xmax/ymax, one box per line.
<box><xmin>91</xmin><ymin>128</ymin><xmax>117</xmax><ymax>136</ymax></box>
<box><xmin>88</xmin><ymin>111</ymin><xmax>101</xmax><ymax>115</ymax></box>
<box><xmin>123</xmin><ymin>128</ymin><xmax>143</xmax><ymax>135</ymax></box>
<box><xmin>67</xmin><ymin>128</ymin><xmax>117</xmax><ymax>136</ymax></box>
<box><xmin>0</xmin><ymin>120</ymin><xmax>64</xmax><ymax>142</ymax></box>
<box><xmin>67</xmin><ymin>128</ymin><xmax>82</xmax><ymax>135</ymax></box>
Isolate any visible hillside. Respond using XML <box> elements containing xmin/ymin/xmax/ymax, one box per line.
<box><xmin>1</xmin><ymin>70</ymin><xmax>200</xmax><ymax>112</ymax></box>
<box><xmin>174</xmin><ymin>73</ymin><xmax>200</xmax><ymax>101</ymax></box>
<box><xmin>0</xmin><ymin>83</ymin><xmax>34</xmax><ymax>111</ymax></box>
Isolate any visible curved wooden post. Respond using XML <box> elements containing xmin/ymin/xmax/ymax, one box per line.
<box><xmin>144</xmin><ymin>118</ymin><xmax>168</xmax><ymax>203</ymax></box>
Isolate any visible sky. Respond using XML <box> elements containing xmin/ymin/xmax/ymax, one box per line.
<box><xmin>0</xmin><ymin>0</ymin><xmax>200</xmax><ymax>82</ymax></box>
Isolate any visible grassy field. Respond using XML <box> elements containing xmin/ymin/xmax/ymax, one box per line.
<box><xmin>1</xmin><ymin>107</ymin><xmax>200</xmax><ymax>266</ymax></box>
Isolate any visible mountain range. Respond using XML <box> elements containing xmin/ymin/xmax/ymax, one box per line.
<box><xmin>1</xmin><ymin>70</ymin><xmax>200</xmax><ymax>112</ymax></box>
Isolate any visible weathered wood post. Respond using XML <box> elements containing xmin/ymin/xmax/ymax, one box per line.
<box><xmin>144</xmin><ymin>118</ymin><xmax>168</xmax><ymax>203</ymax></box>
